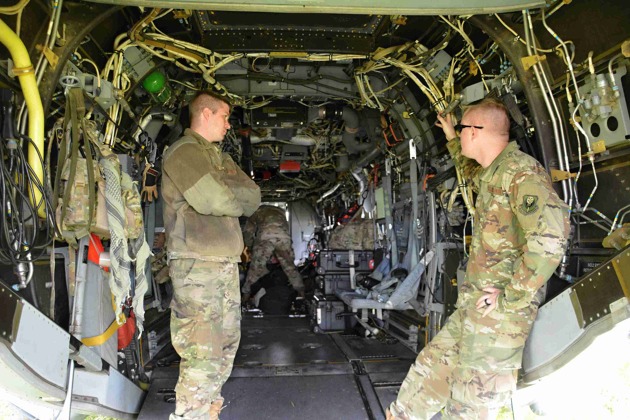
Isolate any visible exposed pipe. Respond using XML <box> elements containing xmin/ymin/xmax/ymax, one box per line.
<box><xmin>354</xmin><ymin>315</ymin><xmax>380</xmax><ymax>336</ymax></box>
<box><xmin>341</xmin><ymin>107</ymin><xmax>371</xmax><ymax>154</ymax></box>
<box><xmin>250</xmin><ymin>134</ymin><xmax>316</xmax><ymax>146</ymax></box>
<box><xmin>317</xmin><ymin>183</ymin><xmax>341</xmax><ymax>203</ymax></box>
<box><xmin>571</xmin><ymin>57</ymin><xmax>598</xmax><ymax>215</ymax></box>
<box><xmin>607</xmin><ymin>53</ymin><xmax>623</xmax><ymax>99</ymax></box>
<box><xmin>0</xmin><ymin>18</ymin><xmax>45</xmax><ymax>217</ymax></box>
<box><xmin>468</xmin><ymin>15</ymin><xmax>561</xmax><ymax>196</ymax></box>
<box><xmin>18</xmin><ymin>0</ymin><xmax>62</xmax><ymax>138</ymax></box>
<box><xmin>523</xmin><ymin>10</ymin><xmax>569</xmax><ymax>203</ymax></box>
<box><xmin>0</xmin><ymin>0</ymin><xmax>30</xmax><ymax>14</ymax></box>
<box><xmin>545</xmin><ymin>0</ymin><xmax>570</xmax><ymax>20</ymax></box>
<box><xmin>39</xmin><ymin>4</ymin><xmax>122</xmax><ymax>115</ymax></box>
<box><xmin>541</xmin><ymin>9</ymin><xmax>592</xmax><ymax>214</ymax></box>
<box><xmin>351</xmin><ymin>170</ymin><xmax>375</xmax><ymax>213</ymax></box>
<box><xmin>609</xmin><ymin>204</ymin><xmax>630</xmax><ymax>234</ymax></box>
<box><xmin>540</xmin><ymin>11</ymin><xmax>574</xmax><ymax>208</ymax></box>
<box><xmin>133</xmin><ymin>112</ymin><xmax>174</xmax><ymax>141</ymax></box>
<box><xmin>240</xmin><ymin>127</ymin><xmax>254</xmax><ymax>177</ymax></box>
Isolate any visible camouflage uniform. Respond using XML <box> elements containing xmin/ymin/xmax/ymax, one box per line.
<box><xmin>390</xmin><ymin>140</ymin><xmax>569</xmax><ymax>419</ymax></box>
<box><xmin>162</xmin><ymin>128</ymin><xmax>261</xmax><ymax>419</ymax></box>
<box><xmin>242</xmin><ymin>205</ymin><xmax>304</xmax><ymax>295</ymax></box>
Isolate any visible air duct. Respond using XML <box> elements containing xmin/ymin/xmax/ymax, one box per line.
<box><xmin>341</xmin><ymin>107</ymin><xmax>371</xmax><ymax>154</ymax></box>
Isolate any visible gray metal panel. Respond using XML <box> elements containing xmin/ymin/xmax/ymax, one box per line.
<box><xmin>140</xmin><ymin>368</ymin><xmax>373</xmax><ymax>420</ymax></box>
<box><xmin>137</xmin><ymin>372</ymin><xmax>177</xmax><ymax>420</ymax></box>
<box><xmin>81</xmin><ymin>263</ymin><xmax>117</xmax><ymax>368</ymax></box>
<box><xmin>73</xmin><ymin>368</ymin><xmax>144</xmax><ymax>415</ymax></box>
<box><xmin>356</xmin><ymin>373</ymin><xmax>387</xmax><ymax>420</ymax></box>
<box><xmin>522</xmin><ymin>246</ymin><xmax>630</xmax><ymax>383</ymax></box>
<box><xmin>522</xmin><ymin>289</ymin><xmax>583</xmax><ymax>374</ymax></box>
<box><xmin>334</xmin><ymin>335</ymin><xmax>417</xmax><ymax>360</ymax></box>
<box><xmin>373</xmin><ymin>385</ymin><xmax>401</xmax><ymax>415</ymax></box>
<box><xmin>82</xmin><ymin>0</ymin><xmax>546</xmax><ymax>15</ymax></box>
<box><xmin>0</xmin><ymin>345</ymin><xmax>66</xmax><ymax>402</ymax></box>
<box><xmin>235</xmin><ymin>316</ymin><xmax>347</xmax><ymax>365</ymax></box>
<box><xmin>12</xmin><ymin>302</ymin><xmax>70</xmax><ymax>388</ymax></box>
<box><xmin>289</xmin><ymin>200</ymin><xmax>318</xmax><ymax>264</ymax></box>
<box><xmin>218</xmin><ymin>66</ymin><xmax>358</xmax><ymax>99</ymax></box>
<box><xmin>140</xmin><ymin>315</ymin><xmax>421</xmax><ymax>418</ymax></box>
<box><xmin>0</xmin><ymin>284</ymin><xmax>20</xmax><ymax>343</ymax></box>
<box><xmin>223</xmin><ymin>376</ymin><xmax>371</xmax><ymax>420</ymax></box>
<box><xmin>230</xmin><ymin>362</ymin><xmax>353</xmax><ymax>378</ymax></box>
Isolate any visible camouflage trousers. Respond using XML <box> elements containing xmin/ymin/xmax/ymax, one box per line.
<box><xmin>168</xmin><ymin>258</ymin><xmax>241</xmax><ymax>420</ymax></box>
<box><xmin>389</xmin><ymin>306</ymin><xmax>536</xmax><ymax>420</ymax></box>
<box><xmin>243</xmin><ymin>239</ymin><xmax>304</xmax><ymax>294</ymax></box>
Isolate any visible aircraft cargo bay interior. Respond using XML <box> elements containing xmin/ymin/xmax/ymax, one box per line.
<box><xmin>0</xmin><ymin>1</ymin><xmax>629</xmax><ymax>419</ymax></box>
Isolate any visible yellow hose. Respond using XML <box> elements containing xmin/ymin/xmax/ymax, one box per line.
<box><xmin>0</xmin><ymin>18</ymin><xmax>45</xmax><ymax>218</ymax></box>
<box><xmin>0</xmin><ymin>0</ymin><xmax>30</xmax><ymax>15</ymax></box>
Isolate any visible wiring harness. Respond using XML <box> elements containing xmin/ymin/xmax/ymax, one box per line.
<box><xmin>0</xmin><ymin>89</ymin><xmax>57</xmax><ymax>282</ymax></box>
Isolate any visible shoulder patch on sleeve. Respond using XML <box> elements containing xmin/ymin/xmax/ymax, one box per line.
<box><xmin>519</xmin><ymin>194</ymin><xmax>539</xmax><ymax>215</ymax></box>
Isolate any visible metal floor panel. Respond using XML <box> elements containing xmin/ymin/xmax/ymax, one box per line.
<box><xmin>139</xmin><ymin>314</ymin><xmax>414</xmax><ymax>419</ymax></box>
<box><xmin>139</xmin><ymin>367</ymin><xmax>375</xmax><ymax>420</ymax></box>
<box><xmin>223</xmin><ymin>375</ymin><xmax>372</xmax><ymax>419</ymax></box>
<box><xmin>236</xmin><ymin>315</ymin><xmax>347</xmax><ymax>366</ymax></box>
<box><xmin>330</xmin><ymin>334</ymin><xmax>417</xmax><ymax>360</ymax></box>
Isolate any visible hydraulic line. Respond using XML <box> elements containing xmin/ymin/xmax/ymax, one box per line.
<box><xmin>17</xmin><ymin>0</ymin><xmax>62</xmax><ymax>135</ymax></box>
<box><xmin>317</xmin><ymin>183</ymin><xmax>341</xmax><ymax>203</ymax></box>
<box><xmin>540</xmin><ymin>11</ymin><xmax>575</xmax><ymax>208</ymax></box>
<box><xmin>570</xmin><ymin>97</ymin><xmax>598</xmax><ymax>215</ymax></box>
<box><xmin>617</xmin><ymin>208</ymin><xmax>630</xmax><ymax>228</ymax></box>
<box><xmin>545</xmin><ymin>0</ymin><xmax>571</xmax><ymax>20</ymax></box>
<box><xmin>609</xmin><ymin>204</ymin><xmax>630</xmax><ymax>234</ymax></box>
<box><xmin>0</xmin><ymin>18</ymin><xmax>45</xmax><ymax>217</ymax></box>
<box><xmin>523</xmin><ymin>10</ymin><xmax>569</xmax><ymax>203</ymax></box>
<box><xmin>542</xmin><ymin>8</ymin><xmax>589</xmax><ymax>211</ymax></box>
<box><xmin>607</xmin><ymin>53</ymin><xmax>623</xmax><ymax>98</ymax></box>
<box><xmin>0</xmin><ymin>0</ymin><xmax>30</xmax><ymax>14</ymax></box>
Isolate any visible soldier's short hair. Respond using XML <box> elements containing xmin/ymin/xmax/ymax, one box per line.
<box><xmin>189</xmin><ymin>91</ymin><xmax>231</xmax><ymax>123</ymax></box>
<box><xmin>464</xmin><ymin>97</ymin><xmax>510</xmax><ymax>135</ymax></box>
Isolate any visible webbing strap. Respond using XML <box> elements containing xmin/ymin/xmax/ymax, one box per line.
<box><xmin>123</xmin><ymin>172</ymin><xmax>151</xmax><ymax>334</ymax></box>
<box><xmin>81</xmin><ymin>314</ymin><xmax>126</xmax><ymax>347</ymax></box>
<box><xmin>408</xmin><ymin>139</ymin><xmax>419</xmax><ymax>268</ymax></box>
<box><xmin>81</xmin><ymin>295</ymin><xmax>126</xmax><ymax>347</ymax></box>
<box><xmin>383</xmin><ymin>158</ymin><xmax>398</xmax><ymax>267</ymax></box>
<box><xmin>55</xmin><ymin>88</ymin><xmax>96</xmax><ymax>244</ymax></box>
<box><xmin>100</xmin><ymin>155</ymin><xmax>132</xmax><ymax>326</ymax></box>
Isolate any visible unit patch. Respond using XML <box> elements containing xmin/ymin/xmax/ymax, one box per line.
<box><xmin>520</xmin><ymin>195</ymin><xmax>539</xmax><ymax>215</ymax></box>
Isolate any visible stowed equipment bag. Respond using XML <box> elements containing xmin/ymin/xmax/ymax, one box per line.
<box><xmin>54</xmin><ymin>88</ymin><xmax>142</xmax><ymax>244</ymax></box>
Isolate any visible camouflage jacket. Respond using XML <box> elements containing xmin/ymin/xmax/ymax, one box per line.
<box><xmin>162</xmin><ymin>129</ymin><xmax>261</xmax><ymax>260</ymax></box>
<box><xmin>447</xmin><ymin>140</ymin><xmax>570</xmax><ymax>312</ymax></box>
<box><xmin>242</xmin><ymin>205</ymin><xmax>291</xmax><ymax>248</ymax></box>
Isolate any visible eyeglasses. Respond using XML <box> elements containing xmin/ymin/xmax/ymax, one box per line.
<box><xmin>454</xmin><ymin>124</ymin><xmax>484</xmax><ymax>132</ymax></box>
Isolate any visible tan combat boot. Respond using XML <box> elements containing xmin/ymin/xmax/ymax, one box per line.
<box><xmin>209</xmin><ymin>397</ymin><xmax>224</xmax><ymax>420</ymax></box>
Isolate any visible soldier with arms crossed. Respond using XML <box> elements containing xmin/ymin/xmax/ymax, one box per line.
<box><xmin>388</xmin><ymin>98</ymin><xmax>570</xmax><ymax>419</ymax></box>
<box><xmin>162</xmin><ymin>91</ymin><xmax>261</xmax><ymax>420</ymax></box>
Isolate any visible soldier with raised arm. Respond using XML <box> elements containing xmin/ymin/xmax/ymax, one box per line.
<box><xmin>388</xmin><ymin>98</ymin><xmax>570</xmax><ymax>419</ymax></box>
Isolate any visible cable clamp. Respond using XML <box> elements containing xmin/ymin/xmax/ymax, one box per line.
<box><xmin>409</xmin><ymin>139</ymin><xmax>417</xmax><ymax>160</ymax></box>
<box><xmin>9</xmin><ymin>64</ymin><xmax>34</xmax><ymax>77</ymax></box>
<box><xmin>520</xmin><ymin>54</ymin><xmax>546</xmax><ymax>71</ymax></box>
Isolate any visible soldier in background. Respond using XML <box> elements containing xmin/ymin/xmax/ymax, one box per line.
<box><xmin>388</xmin><ymin>98</ymin><xmax>570</xmax><ymax>419</ymax></box>
<box><xmin>162</xmin><ymin>91</ymin><xmax>261</xmax><ymax>420</ymax></box>
<box><xmin>241</xmin><ymin>205</ymin><xmax>305</xmax><ymax>301</ymax></box>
